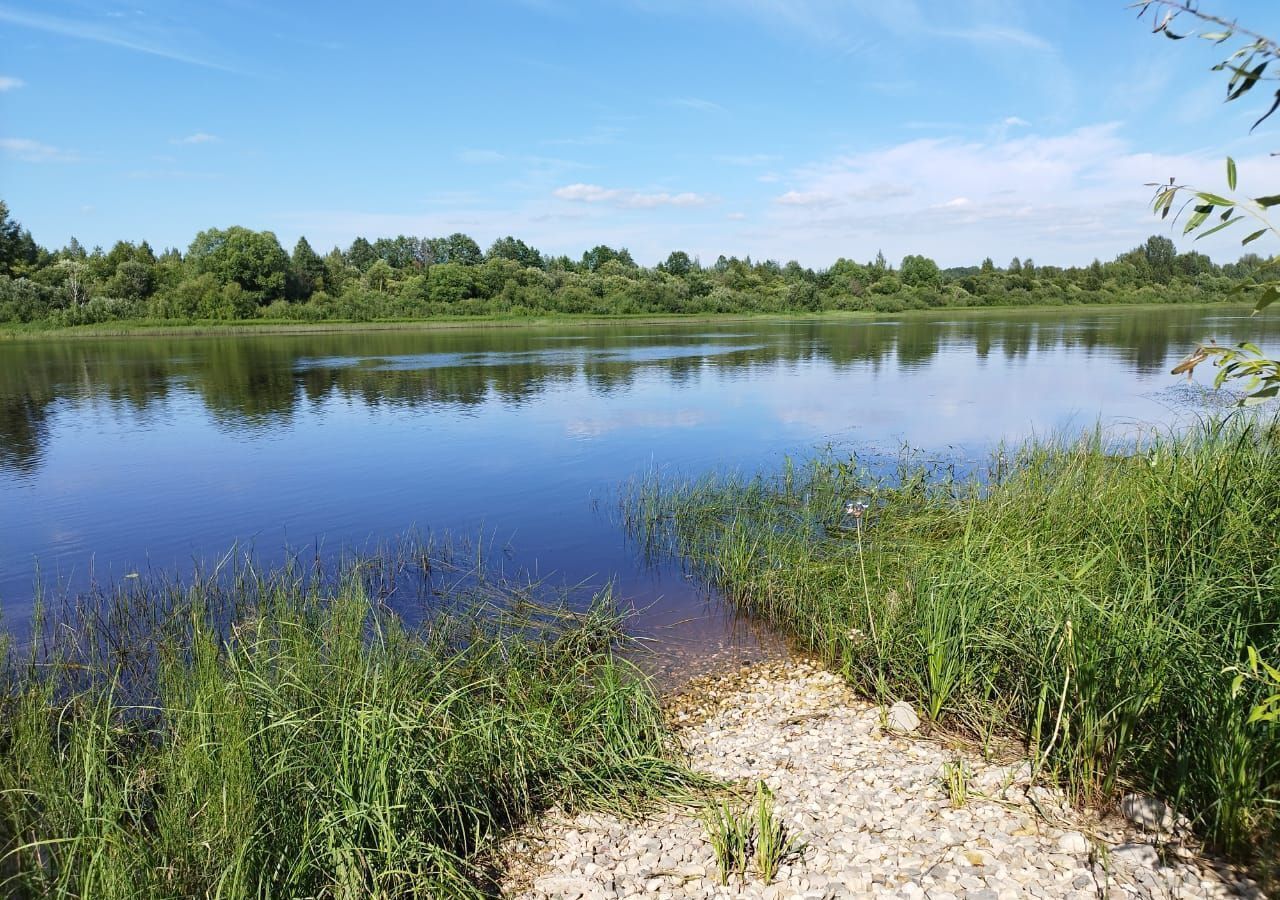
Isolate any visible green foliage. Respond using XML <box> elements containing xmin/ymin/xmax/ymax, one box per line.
<box><xmin>1229</xmin><ymin>647</ymin><xmax>1280</xmax><ymax>725</ymax></box>
<box><xmin>942</xmin><ymin>758</ymin><xmax>971</xmax><ymax>809</ymax></box>
<box><xmin>701</xmin><ymin>781</ymin><xmax>800</xmax><ymax>886</ymax></box>
<box><xmin>0</xmin><ymin>548</ymin><xmax>693</xmax><ymax>897</ymax></box>
<box><xmin>1138</xmin><ymin>3</ymin><xmax>1280</xmax><ymax>405</ymax></box>
<box><xmin>630</xmin><ymin>419</ymin><xmax>1280</xmax><ymax>859</ymax></box>
<box><xmin>288</xmin><ymin>236</ymin><xmax>325</xmax><ymax>300</ymax></box>
<box><xmin>702</xmin><ymin>798</ymin><xmax>753</xmax><ymax>886</ymax></box>
<box><xmin>188</xmin><ymin>227</ymin><xmax>289</xmax><ymax>304</ymax></box>
<box><xmin>0</xmin><ymin>193</ymin><xmax>1272</xmax><ymax>328</ymax></box>
<box><xmin>751</xmin><ymin>781</ymin><xmax>801</xmax><ymax>883</ymax></box>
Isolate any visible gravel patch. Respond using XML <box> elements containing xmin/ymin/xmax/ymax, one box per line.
<box><xmin>502</xmin><ymin>660</ymin><xmax>1266</xmax><ymax>899</ymax></box>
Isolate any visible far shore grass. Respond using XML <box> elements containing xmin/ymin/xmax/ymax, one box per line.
<box><xmin>0</xmin><ymin>297</ymin><xmax>1249</xmax><ymax>341</ymax></box>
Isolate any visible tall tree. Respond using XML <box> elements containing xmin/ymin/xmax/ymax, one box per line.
<box><xmin>487</xmin><ymin>236</ymin><xmax>543</xmax><ymax>269</ymax></box>
<box><xmin>188</xmin><ymin>227</ymin><xmax>289</xmax><ymax>303</ymax></box>
<box><xmin>289</xmin><ymin>237</ymin><xmax>326</xmax><ymax>300</ymax></box>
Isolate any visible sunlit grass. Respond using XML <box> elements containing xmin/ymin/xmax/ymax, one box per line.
<box><xmin>0</xmin><ymin>548</ymin><xmax>698</xmax><ymax>898</ymax></box>
<box><xmin>627</xmin><ymin>416</ymin><xmax>1280</xmax><ymax>862</ymax></box>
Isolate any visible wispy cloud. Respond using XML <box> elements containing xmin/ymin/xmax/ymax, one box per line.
<box><xmin>172</xmin><ymin>132</ymin><xmax>219</xmax><ymax>145</ymax></box>
<box><xmin>666</xmin><ymin>96</ymin><xmax>727</xmax><ymax>113</ymax></box>
<box><xmin>0</xmin><ymin>5</ymin><xmax>238</xmax><ymax>72</ymax></box>
<box><xmin>939</xmin><ymin>24</ymin><xmax>1052</xmax><ymax>51</ymax></box>
<box><xmin>554</xmin><ymin>183</ymin><xmax>715</xmax><ymax>209</ymax></box>
<box><xmin>457</xmin><ymin>149</ymin><xmax>507</xmax><ymax>164</ymax></box>
<box><xmin>0</xmin><ymin>75</ymin><xmax>23</xmax><ymax>91</ymax></box>
<box><xmin>0</xmin><ymin>137</ymin><xmax>78</xmax><ymax>162</ymax></box>
<box><xmin>775</xmin><ymin>190</ymin><xmax>837</xmax><ymax>208</ymax></box>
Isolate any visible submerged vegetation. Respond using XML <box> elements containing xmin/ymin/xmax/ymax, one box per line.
<box><xmin>0</xmin><ymin>199</ymin><xmax>1268</xmax><ymax>328</ymax></box>
<box><xmin>627</xmin><ymin>417</ymin><xmax>1280</xmax><ymax>862</ymax></box>
<box><xmin>0</xmin><ymin>549</ymin><xmax>694</xmax><ymax>897</ymax></box>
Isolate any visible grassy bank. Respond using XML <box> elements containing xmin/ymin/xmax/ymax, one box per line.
<box><xmin>0</xmin><ymin>297</ymin><xmax>1245</xmax><ymax>341</ymax></box>
<box><xmin>0</xmin><ymin>551</ymin><xmax>695</xmax><ymax>897</ymax></box>
<box><xmin>627</xmin><ymin>418</ymin><xmax>1280</xmax><ymax>862</ymax></box>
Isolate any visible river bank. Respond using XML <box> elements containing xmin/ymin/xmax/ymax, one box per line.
<box><xmin>0</xmin><ymin>297</ymin><xmax>1247</xmax><ymax>341</ymax></box>
<box><xmin>626</xmin><ymin>417</ymin><xmax>1280</xmax><ymax>875</ymax></box>
<box><xmin>504</xmin><ymin>659</ymin><xmax>1266</xmax><ymax>898</ymax></box>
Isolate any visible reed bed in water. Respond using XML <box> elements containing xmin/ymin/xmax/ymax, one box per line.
<box><xmin>626</xmin><ymin>417</ymin><xmax>1280</xmax><ymax>862</ymax></box>
<box><xmin>0</xmin><ymin>547</ymin><xmax>698</xmax><ymax>898</ymax></box>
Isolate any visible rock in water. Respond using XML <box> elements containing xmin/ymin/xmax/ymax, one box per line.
<box><xmin>886</xmin><ymin>700</ymin><xmax>921</xmax><ymax>733</ymax></box>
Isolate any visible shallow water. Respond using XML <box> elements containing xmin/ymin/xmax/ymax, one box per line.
<box><xmin>1</xmin><ymin>307</ymin><xmax>1273</xmax><ymax>679</ymax></box>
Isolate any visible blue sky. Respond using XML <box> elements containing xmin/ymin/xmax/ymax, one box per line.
<box><xmin>1</xmin><ymin>0</ymin><xmax>1278</xmax><ymax>267</ymax></box>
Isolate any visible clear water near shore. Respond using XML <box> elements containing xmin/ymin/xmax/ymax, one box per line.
<box><xmin>1</xmin><ymin>305</ymin><xmax>1273</xmax><ymax>679</ymax></box>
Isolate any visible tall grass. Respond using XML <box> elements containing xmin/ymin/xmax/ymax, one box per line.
<box><xmin>0</xmin><ymin>549</ymin><xmax>694</xmax><ymax>898</ymax></box>
<box><xmin>627</xmin><ymin>417</ymin><xmax>1280</xmax><ymax>861</ymax></box>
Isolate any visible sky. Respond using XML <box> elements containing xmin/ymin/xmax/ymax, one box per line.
<box><xmin>1</xmin><ymin>0</ymin><xmax>1279</xmax><ymax>268</ymax></box>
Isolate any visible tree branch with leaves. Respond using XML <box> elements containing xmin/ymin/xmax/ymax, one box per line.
<box><xmin>1135</xmin><ymin>1</ymin><xmax>1280</xmax><ymax>405</ymax></box>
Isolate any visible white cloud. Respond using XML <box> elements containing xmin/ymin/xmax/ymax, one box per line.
<box><xmin>0</xmin><ymin>137</ymin><xmax>78</xmax><ymax>162</ymax></box>
<box><xmin>0</xmin><ymin>76</ymin><xmax>24</xmax><ymax>91</ymax></box>
<box><xmin>756</xmin><ymin>123</ymin><xmax>1268</xmax><ymax>265</ymax></box>
<box><xmin>776</xmin><ymin>190</ymin><xmax>836</xmax><ymax>208</ymax></box>
<box><xmin>726</xmin><ymin>211</ymin><xmax>747</xmax><ymax>221</ymax></box>
<box><xmin>172</xmin><ymin>132</ymin><xmax>219</xmax><ymax>145</ymax></box>
<box><xmin>553</xmin><ymin>183</ymin><xmax>715</xmax><ymax>209</ymax></box>
<box><xmin>1003</xmin><ymin>116</ymin><xmax>1030</xmax><ymax>127</ymax></box>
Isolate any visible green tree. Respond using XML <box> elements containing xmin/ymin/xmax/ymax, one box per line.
<box><xmin>659</xmin><ymin>251</ymin><xmax>694</xmax><ymax>277</ymax></box>
<box><xmin>900</xmin><ymin>254</ymin><xmax>942</xmax><ymax>289</ymax></box>
<box><xmin>105</xmin><ymin>259</ymin><xmax>156</xmax><ymax>300</ymax></box>
<box><xmin>440</xmin><ymin>233</ymin><xmax>483</xmax><ymax>266</ymax></box>
<box><xmin>187</xmin><ymin>227</ymin><xmax>289</xmax><ymax>303</ymax></box>
<box><xmin>347</xmin><ymin>237</ymin><xmax>377</xmax><ymax>272</ymax></box>
<box><xmin>0</xmin><ymin>201</ymin><xmax>36</xmax><ymax>276</ymax></box>
<box><xmin>487</xmin><ymin>236</ymin><xmax>543</xmax><ymax>269</ymax></box>
<box><xmin>289</xmin><ymin>237</ymin><xmax>325</xmax><ymax>300</ymax></box>
<box><xmin>581</xmin><ymin>245</ymin><xmax>635</xmax><ymax>272</ymax></box>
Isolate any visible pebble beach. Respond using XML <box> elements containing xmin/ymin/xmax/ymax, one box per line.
<box><xmin>503</xmin><ymin>660</ymin><xmax>1267</xmax><ymax>899</ymax></box>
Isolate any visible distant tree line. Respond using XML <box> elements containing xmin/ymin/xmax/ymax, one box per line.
<box><xmin>0</xmin><ymin>200</ymin><xmax>1267</xmax><ymax>327</ymax></box>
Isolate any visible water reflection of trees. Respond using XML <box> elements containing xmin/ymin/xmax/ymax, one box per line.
<box><xmin>1</xmin><ymin>308</ymin><xmax>1274</xmax><ymax>473</ymax></box>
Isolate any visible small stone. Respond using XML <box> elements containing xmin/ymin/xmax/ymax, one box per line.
<box><xmin>1120</xmin><ymin>793</ymin><xmax>1175</xmax><ymax>831</ymax></box>
<box><xmin>1111</xmin><ymin>841</ymin><xmax>1160</xmax><ymax>868</ymax></box>
<box><xmin>886</xmin><ymin>701</ymin><xmax>921</xmax><ymax>733</ymax></box>
<box><xmin>1057</xmin><ymin>831</ymin><xmax>1089</xmax><ymax>854</ymax></box>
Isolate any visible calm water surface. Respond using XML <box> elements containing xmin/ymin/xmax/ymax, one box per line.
<box><xmin>1</xmin><ymin>307</ymin><xmax>1273</xmax><ymax>678</ymax></box>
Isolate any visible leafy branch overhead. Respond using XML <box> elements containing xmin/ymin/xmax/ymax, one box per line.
<box><xmin>1136</xmin><ymin>1</ymin><xmax>1280</xmax><ymax>405</ymax></box>
<box><xmin>1134</xmin><ymin>0</ymin><xmax>1280</xmax><ymax>131</ymax></box>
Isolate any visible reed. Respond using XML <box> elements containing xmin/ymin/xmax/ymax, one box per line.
<box><xmin>627</xmin><ymin>416</ymin><xmax>1280</xmax><ymax>863</ymax></box>
<box><xmin>0</xmin><ymin>548</ymin><xmax>695</xmax><ymax>898</ymax></box>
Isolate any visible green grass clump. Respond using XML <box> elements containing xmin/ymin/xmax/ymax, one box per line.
<box><xmin>0</xmin><ymin>553</ymin><xmax>693</xmax><ymax>898</ymax></box>
<box><xmin>630</xmin><ymin>417</ymin><xmax>1280</xmax><ymax>862</ymax></box>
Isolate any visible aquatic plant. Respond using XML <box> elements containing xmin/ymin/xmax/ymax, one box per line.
<box><xmin>628</xmin><ymin>416</ymin><xmax>1280</xmax><ymax>860</ymax></box>
<box><xmin>0</xmin><ymin>548</ymin><xmax>695</xmax><ymax>898</ymax></box>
